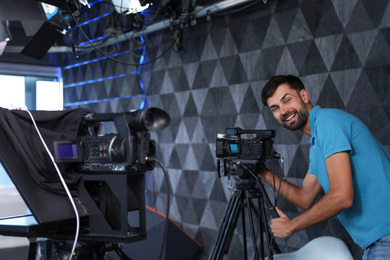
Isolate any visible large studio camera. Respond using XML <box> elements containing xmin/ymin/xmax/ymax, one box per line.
<box><xmin>53</xmin><ymin>107</ymin><xmax>170</xmax><ymax>173</ymax></box>
<box><xmin>0</xmin><ymin>106</ymin><xmax>171</xmax><ymax>259</ymax></box>
<box><xmin>216</xmin><ymin>127</ymin><xmax>276</xmax><ymax>178</ymax></box>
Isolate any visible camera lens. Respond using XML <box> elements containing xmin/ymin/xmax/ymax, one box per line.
<box><xmin>144</xmin><ymin>111</ymin><xmax>154</xmax><ymax>128</ymax></box>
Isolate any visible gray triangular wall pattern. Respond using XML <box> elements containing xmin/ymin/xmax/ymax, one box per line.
<box><xmin>59</xmin><ymin>0</ymin><xmax>390</xmax><ymax>259</ymax></box>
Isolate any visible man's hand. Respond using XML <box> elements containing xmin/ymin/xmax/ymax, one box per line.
<box><xmin>270</xmin><ymin>207</ymin><xmax>294</xmax><ymax>238</ymax></box>
<box><xmin>265</xmin><ymin>152</ymin><xmax>353</xmax><ymax>240</ymax></box>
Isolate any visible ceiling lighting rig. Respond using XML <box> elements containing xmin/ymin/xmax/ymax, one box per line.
<box><xmin>20</xmin><ymin>0</ymin><xmax>90</xmax><ymax>60</ymax></box>
<box><xmin>111</xmin><ymin>0</ymin><xmax>151</xmax><ymax>14</ymax></box>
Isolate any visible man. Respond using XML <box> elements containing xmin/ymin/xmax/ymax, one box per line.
<box><xmin>260</xmin><ymin>75</ymin><xmax>390</xmax><ymax>259</ymax></box>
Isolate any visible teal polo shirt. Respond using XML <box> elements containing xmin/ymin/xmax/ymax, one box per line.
<box><xmin>308</xmin><ymin>105</ymin><xmax>390</xmax><ymax>249</ymax></box>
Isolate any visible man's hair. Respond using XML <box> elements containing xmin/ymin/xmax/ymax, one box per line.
<box><xmin>261</xmin><ymin>75</ymin><xmax>305</xmax><ymax>107</ymax></box>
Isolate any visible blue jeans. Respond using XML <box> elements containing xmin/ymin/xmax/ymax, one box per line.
<box><xmin>363</xmin><ymin>234</ymin><xmax>390</xmax><ymax>259</ymax></box>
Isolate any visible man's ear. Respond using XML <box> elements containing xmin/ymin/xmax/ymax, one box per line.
<box><xmin>300</xmin><ymin>89</ymin><xmax>310</xmax><ymax>103</ymax></box>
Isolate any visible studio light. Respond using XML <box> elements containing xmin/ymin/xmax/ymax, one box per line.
<box><xmin>0</xmin><ymin>21</ymin><xmax>12</xmax><ymax>56</ymax></box>
<box><xmin>111</xmin><ymin>0</ymin><xmax>150</xmax><ymax>14</ymax></box>
<box><xmin>0</xmin><ymin>21</ymin><xmax>12</xmax><ymax>42</ymax></box>
<box><xmin>21</xmin><ymin>0</ymin><xmax>90</xmax><ymax>59</ymax></box>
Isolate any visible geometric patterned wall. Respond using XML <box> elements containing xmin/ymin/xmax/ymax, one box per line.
<box><xmin>60</xmin><ymin>0</ymin><xmax>390</xmax><ymax>259</ymax></box>
<box><xmin>139</xmin><ymin>0</ymin><xmax>390</xmax><ymax>259</ymax></box>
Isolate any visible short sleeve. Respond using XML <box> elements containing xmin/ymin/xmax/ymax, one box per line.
<box><xmin>315</xmin><ymin>110</ymin><xmax>352</xmax><ymax>159</ymax></box>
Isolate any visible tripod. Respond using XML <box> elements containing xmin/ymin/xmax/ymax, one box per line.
<box><xmin>209</xmin><ymin>164</ymin><xmax>280</xmax><ymax>260</ymax></box>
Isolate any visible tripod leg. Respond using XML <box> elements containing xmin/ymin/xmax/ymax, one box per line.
<box><xmin>260</xmin><ymin>200</ymin><xmax>281</xmax><ymax>259</ymax></box>
<box><xmin>248</xmin><ymin>196</ymin><xmax>281</xmax><ymax>258</ymax></box>
<box><xmin>245</xmin><ymin>194</ymin><xmax>261</xmax><ymax>260</ymax></box>
<box><xmin>209</xmin><ymin>189</ymin><xmax>243</xmax><ymax>260</ymax></box>
<box><xmin>241</xmin><ymin>201</ymin><xmax>248</xmax><ymax>260</ymax></box>
<box><xmin>257</xmin><ymin>199</ymin><xmax>265</xmax><ymax>260</ymax></box>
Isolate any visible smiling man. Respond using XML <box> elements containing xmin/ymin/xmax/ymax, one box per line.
<box><xmin>260</xmin><ymin>75</ymin><xmax>390</xmax><ymax>259</ymax></box>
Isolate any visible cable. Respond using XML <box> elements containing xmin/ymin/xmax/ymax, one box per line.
<box><xmin>148</xmin><ymin>158</ymin><xmax>171</xmax><ymax>260</ymax></box>
<box><xmin>271</xmin><ymin>152</ymin><xmax>284</xmax><ymax>206</ymax></box>
<box><xmin>66</xmin><ymin>4</ymin><xmax>140</xmax><ymax>66</ymax></box>
<box><xmin>76</xmin><ymin>21</ymin><xmax>175</xmax><ymax>66</ymax></box>
<box><xmin>66</xmin><ymin>2</ymin><xmax>175</xmax><ymax>67</ymax></box>
<box><xmin>262</xmin><ymin>202</ymin><xmax>275</xmax><ymax>260</ymax></box>
<box><xmin>247</xmin><ymin>166</ymin><xmax>277</xmax><ymax>260</ymax></box>
<box><xmin>150</xmin><ymin>168</ymin><xmax>158</xmax><ymax>260</ymax></box>
<box><xmin>24</xmin><ymin>110</ymin><xmax>80</xmax><ymax>260</ymax></box>
<box><xmin>113</xmin><ymin>243</ymin><xmax>132</xmax><ymax>260</ymax></box>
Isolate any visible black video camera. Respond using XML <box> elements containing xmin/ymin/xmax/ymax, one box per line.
<box><xmin>216</xmin><ymin>127</ymin><xmax>275</xmax><ymax>161</ymax></box>
<box><xmin>216</xmin><ymin>127</ymin><xmax>276</xmax><ymax>178</ymax></box>
<box><xmin>53</xmin><ymin>107</ymin><xmax>170</xmax><ymax>173</ymax></box>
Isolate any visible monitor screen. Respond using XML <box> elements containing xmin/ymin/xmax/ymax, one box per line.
<box><xmin>229</xmin><ymin>143</ymin><xmax>240</xmax><ymax>154</ymax></box>
<box><xmin>53</xmin><ymin>141</ymin><xmax>80</xmax><ymax>162</ymax></box>
<box><xmin>57</xmin><ymin>143</ymin><xmax>78</xmax><ymax>160</ymax></box>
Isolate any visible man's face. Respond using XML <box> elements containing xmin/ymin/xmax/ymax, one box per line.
<box><xmin>266</xmin><ymin>84</ymin><xmax>310</xmax><ymax>131</ymax></box>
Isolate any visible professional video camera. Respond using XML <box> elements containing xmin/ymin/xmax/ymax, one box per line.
<box><xmin>210</xmin><ymin>127</ymin><xmax>280</xmax><ymax>260</ymax></box>
<box><xmin>0</xmin><ymin>106</ymin><xmax>171</xmax><ymax>259</ymax></box>
<box><xmin>215</xmin><ymin>127</ymin><xmax>276</xmax><ymax>178</ymax></box>
<box><xmin>53</xmin><ymin>107</ymin><xmax>170</xmax><ymax>174</ymax></box>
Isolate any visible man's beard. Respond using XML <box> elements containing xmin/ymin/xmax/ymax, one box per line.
<box><xmin>281</xmin><ymin>105</ymin><xmax>309</xmax><ymax>131</ymax></box>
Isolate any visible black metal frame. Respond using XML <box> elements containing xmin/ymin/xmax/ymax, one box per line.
<box><xmin>77</xmin><ymin>172</ymin><xmax>146</xmax><ymax>243</ymax></box>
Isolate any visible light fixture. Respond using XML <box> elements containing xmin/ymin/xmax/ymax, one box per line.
<box><xmin>0</xmin><ymin>41</ymin><xmax>7</xmax><ymax>56</ymax></box>
<box><xmin>0</xmin><ymin>21</ymin><xmax>11</xmax><ymax>56</ymax></box>
<box><xmin>111</xmin><ymin>0</ymin><xmax>150</xmax><ymax>14</ymax></box>
<box><xmin>21</xmin><ymin>0</ymin><xmax>90</xmax><ymax>59</ymax></box>
<box><xmin>0</xmin><ymin>21</ymin><xmax>12</xmax><ymax>42</ymax></box>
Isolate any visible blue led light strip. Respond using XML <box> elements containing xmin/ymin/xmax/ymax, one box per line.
<box><xmin>77</xmin><ymin>35</ymin><xmax>107</xmax><ymax>46</ymax></box>
<box><xmin>72</xmin><ymin>0</ymin><xmax>108</xmax><ymax>28</ymax></box>
<box><xmin>76</xmin><ymin>9</ymin><xmax>111</xmax><ymax>28</ymax></box>
<box><xmin>70</xmin><ymin>0</ymin><xmax>112</xmax><ymax>44</ymax></box>
<box><xmin>64</xmin><ymin>1</ymin><xmax>147</xmax><ymax>110</ymax></box>
<box><xmin>64</xmin><ymin>71</ymin><xmax>138</xmax><ymax>88</ymax></box>
<box><xmin>65</xmin><ymin>94</ymin><xmax>145</xmax><ymax>107</ymax></box>
<box><xmin>139</xmin><ymin>35</ymin><xmax>146</xmax><ymax>109</ymax></box>
<box><xmin>63</xmin><ymin>47</ymin><xmax>143</xmax><ymax>69</ymax></box>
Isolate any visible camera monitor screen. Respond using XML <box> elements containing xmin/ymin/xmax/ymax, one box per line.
<box><xmin>229</xmin><ymin>143</ymin><xmax>240</xmax><ymax>154</ymax></box>
<box><xmin>53</xmin><ymin>141</ymin><xmax>81</xmax><ymax>163</ymax></box>
<box><xmin>57</xmin><ymin>143</ymin><xmax>78</xmax><ymax>160</ymax></box>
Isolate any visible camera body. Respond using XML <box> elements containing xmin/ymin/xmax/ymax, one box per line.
<box><xmin>54</xmin><ymin>133</ymin><xmax>155</xmax><ymax>173</ymax></box>
<box><xmin>216</xmin><ymin>127</ymin><xmax>275</xmax><ymax>161</ymax></box>
<box><xmin>216</xmin><ymin>127</ymin><xmax>276</xmax><ymax>178</ymax></box>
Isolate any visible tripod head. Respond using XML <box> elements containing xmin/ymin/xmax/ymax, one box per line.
<box><xmin>217</xmin><ymin>157</ymin><xmax>279</xmax><ymax>218</ymax></box>
<box><xmin>237</xmin><ymin>161</ymin><xmax>279</xmax><ymax>218</ymax></box>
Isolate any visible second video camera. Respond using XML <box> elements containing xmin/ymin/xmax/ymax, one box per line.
<box><xmin>216</xmin><ymin>127</ymin><xmax>276</xmax><ymax>178</ymax></box>
<box><xmin>216</xmin><ymin>127</ymin><xmax>275</xmax><ymax>161</ymax></box>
